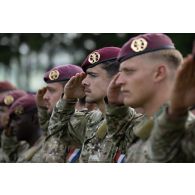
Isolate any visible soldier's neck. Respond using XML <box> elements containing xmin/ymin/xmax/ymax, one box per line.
<box><xmin>143</xmin><ymin>88</ymin><xmax>171</xmax><ymax>117</ymax></box>
<box><xmin>97</xmin><ymin>99</ymin><xmax>106</xmax><ymax>114</ymax></box>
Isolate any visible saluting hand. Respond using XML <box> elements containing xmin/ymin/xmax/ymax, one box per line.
<box><xmin>36</xmin><ymin>87</ymin><xmax>47</xmax><ymax>108</ymax></box>
<box><xmin>107</xmin><ymin>73</ymin><xmax>124</xmax><ymax>105</ymax></box>
<box><xmin>169</xmin><ymin>55</ymin><xmax>195</xmax><ymax>116</ymax></box>
<box><xmin>63</xmin><ymin>72</ymin><xmax>86</xmax><ymax>100</ymax></box>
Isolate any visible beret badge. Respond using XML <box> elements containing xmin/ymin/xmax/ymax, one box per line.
<box><xmin>49</xmin><ymin>70</ymin><xmax>60</xmax><ymax>81</ymax></box>
<box><xmin>4</xmin><ymin>95</ymin><xmax>14</xmax><ymax>106</ymax></box>
<box><xmin>14</xmin><ymin>105</ymin><xmax>24</xmax><ymax>115</ymax></box>
<box><xmin>88</xmin><ymin>52</ymin><xmax>100</xmax><ymax>64</ymax></box>
<box><xmin>131</xmin><ymin>38</ymin><xmax>148</xmax><ymax>52</ymax></box>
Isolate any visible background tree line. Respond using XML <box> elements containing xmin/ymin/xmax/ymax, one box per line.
<box><xmin>0</xmin><ymin>33</ymin><xmax>194</xmax><ymax>91</ymax></box>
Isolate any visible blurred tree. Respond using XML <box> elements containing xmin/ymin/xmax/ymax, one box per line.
<box><xmin>0</xmin><ymin>33</ymin><xmax>194</xmax><ymax>91</ymax></box>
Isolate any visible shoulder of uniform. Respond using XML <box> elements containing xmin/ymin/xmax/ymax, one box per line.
<box><xmin>96</xmin><ymin>120</ymin><xmax>107</xmax><ymax>139</ymax></box>
<box><xmin>89</xmin><ymin>110</ymin><xmax>104</xmax><ymax>119</ymax></box>
<box><xmin>133</xmin><ymin>116</ymin><xmax>153</xmax><ymax>140</ymax></box>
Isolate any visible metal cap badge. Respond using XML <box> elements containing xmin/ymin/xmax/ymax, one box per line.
<box><xmin>82</xmin><ymin>47</ymin><xmax>121</xmax><ymax>72</ymax></box>
<box><xmin>4</xmin><ymin>95</ymin><xmax>14</xmax><ymax>106</ymax></box>
<box><xmin>44</xmin><ymin>64</ymin><xmax>83</xmax><ymax>83</ymax></box>
<box><xmin>118</xmin><ymin>33</ymin><xmax>175</xmax><ymax>63</ymax></box>
<box><xmin>49</xmin><ymin>70</ymin><xmax>60</xmax><ymax>81</ymax></box>
<box><xmin>14</xmin><ymin>105</ymin><xmax>24</xmax><ymax>115</ymax></box>
<box><xmin>88</xmin><ymin>52</ymin><xmax>101</xmax><ymax>64</ymax></box>
<box><xmin>131</xmin><ymin>38</ymin><xmax>148</xmax><ymax>52</ymax></box>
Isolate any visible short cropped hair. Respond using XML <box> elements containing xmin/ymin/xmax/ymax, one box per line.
<box><xmin>146</xmin><ymin>49</ymin><xmax>183</xmax><ymax>69</ymax></box>
<box><xmin>99</xmin><ymin>59</ymin><xmax>120</xmax><ymax>77</ymax></box>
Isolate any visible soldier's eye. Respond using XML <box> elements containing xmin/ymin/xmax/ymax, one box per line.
<box><xmin>88</xmin><ymin>73</ymin><xmax>97</xmax><ymax>78</ymax></box>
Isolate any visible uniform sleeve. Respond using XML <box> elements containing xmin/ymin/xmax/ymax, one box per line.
<box><xmin>37</xmin><ymin>106</ymin><xmax>50</xmax><ymax>133</ymax></box>
<box><xmin>0</xmin><ymin>131</ymin><xmax>18</xmax><ymax>162</ymax></box>
<box><xmin>47</xmin><ymin>98</ymin><xmax>87</xmax><ymax>144</ymax></box>
<box><xmin>106</xmin><ymin>104</ymin><xmax>138</xmax><ymax>135</ymax></box>
<box><xmin>1</xmin><ymin>131</ymin><xmax>30</xmax><ymax>162</ymax></box>
<box><xmin>99</xmin><ymin>105</ymin><xmax>142</xmax><ymax>163</ymax></box>
<box><xmin>41</xmin><ymin>98</ymin><xmax>88</xmax><ymax>162</ymax></box>
<box><xmin>179</xmin><ymin>114</ymin><xmax>195</xmax><ymax>162</ymax></box>
<box><xmin>148</xmin><ymin>106</ymin><xmax>188</xmax><ymax>162</ymax></box>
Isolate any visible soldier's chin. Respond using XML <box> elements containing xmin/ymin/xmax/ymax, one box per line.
<box><xmin>47</xmin><ymin>107</ymin><xmax>53</xmax><ymax>114</ymax></box>
<box><xmin>85</xmin><ymin>97</ymin><xmax>96</xmax><ymax>104</ymax></box>
<box><xmin>123</xmin><ymin>98</ymin><xmax>134</xmax><ymax>107</ymax></box>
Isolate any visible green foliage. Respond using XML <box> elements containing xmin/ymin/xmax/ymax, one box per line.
<box><xmin>0</xmin><ymin>33</ymin><xmax>194</xmax><ymax>66</ymax></box>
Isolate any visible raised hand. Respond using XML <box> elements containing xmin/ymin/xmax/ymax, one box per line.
<box><xmin>169</xmin><ymin>55</ymin><xmax>195</xmax><ymax>116</ymax></box>
<box><xmin>36</xmin><ymin>87</ymin><xmax>47</xmax><ymax>108</ymax></box>
<box><xmin>107</xmin><ymin>73</ymin><xmax>124</xmax><ymax>105</ymax></box>
<box><xmin>0</xmin><ymin>112</ymin><xmax>9</xmax><ymax>128</ymax></box>
<box><xmin>63</xmin><ymin>72</ymin><xmax>86</xmax><ymax>100</ymax></box>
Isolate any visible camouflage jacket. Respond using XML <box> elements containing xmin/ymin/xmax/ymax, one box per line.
<box><xmin>38</xmin><ymin>104</ymin><xmax>84</xmax><ymax>163</ymax></box>
<box><xmin>147</xmin><ymin>105</ymin><xmax>195</xmax><ymax>162</ymax></box>
<box><xmin>0</xmin><ymin>131</ymin><xmax>29</xmax><ymax>162</ymax></box>
<box><xmin>124</xmin><ymin>116</ymin><xmax>156</xmax><ymax>163</ymax></box>
<box><xmin>97</xmin><ymin>105</ymin><xmax>144</xmax><ymax>163</ymax></box>
<box><xmin>42</xmin><ymin>98</ymin><xmax>128</xmax><ymax>162</ymax></box>
<box><xmin>38</xmin><ymin>106</ymin><xmax>50</xmax><ymax>135</ymax></box>
<box><xmin>17</xmin><ymin>135</ymin><xmax>45</xmax><ymax>163</ymax></box>
<box><xmin>125</xmin><ymin>105</ymin><xmax>195</xmax><ymax>163</ymax></box>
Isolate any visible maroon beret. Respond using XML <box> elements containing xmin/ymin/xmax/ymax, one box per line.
<box><xmin>0</xmin><ymin>90</ymin><xmax>27</xmax><ymax>107</ymax></box>
<box><xmin>118</xmin><ymin>33</ymin><xmax>175</xmax><ymax>63</ymax></box>
<box><xmin>81</xmin><ymin>47</ymin><xmax>121</xmax><ymax>71</ymax></box>
<box><xmin>44</xmin><ymin>64</ymin><xmax>83</xmax><ymax>83</ymax></box>
<box><xmin>0</xmin><ymin>81</ymin><xmax>16</xmax><ymax>93</ymax></box>
<box><xmin>9</xmin><ymin>94</ymin><xmax>37</xmax><ymax>117</ymax></box>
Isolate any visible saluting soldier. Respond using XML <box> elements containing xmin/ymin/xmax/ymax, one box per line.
<box><xmin>104</xmin><ymin>33</ymin><xmax>193</xmax><ymax>162</ymax></box>
<box><xmin>0</xmin><ymin>81</ymin><xmax>17</xmax><ymax>136</ymax></box>
<box><xmin>45</xmin><ymin>46</ymin><xmax>141</xmax><ymax>162</ymax></box>
<box><xmin>0</xmin><ymin>90</ymin><xmax>27</xmax><ymax>162</ymax></box>
<box><xmin>36</xmin><ymin>64</ymin><xmax>84</xmax><ymax>162</ymax></box>
<box><xmin>0</xmin><ymin>94</ymin><xmax>42</xmax><ymax>162</ymax></box>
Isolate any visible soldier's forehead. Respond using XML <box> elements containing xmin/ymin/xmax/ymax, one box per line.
<box><xmin>47</xmin><ymin>82</ymin><xmax>63</xmax><ymax>88</ymax></box>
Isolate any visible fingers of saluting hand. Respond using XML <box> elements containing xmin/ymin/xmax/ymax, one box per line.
<box><xmin>177</xmin><ymin>55</ymin><xmax>195</xmax><ymax>83</ymax></box>
<box><xmin>109</xmin><ymin>73</ymin><xmax>121</xmax><ymax>88</ymax></box>
<box><xmin>38</xmin><ymin>87</ymin><xmax>47</xmax><ymax>95</ymax></box>
<box><xmin>67</xmin><ymin>73</ymin><xmax>86</xmax><ymax>86</ymax></box>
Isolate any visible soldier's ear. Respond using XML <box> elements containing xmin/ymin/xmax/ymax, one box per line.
<box><xmin>153</xmin><ymin>64</ymin><xmax>167</xmax><ymax>82</ymax></box>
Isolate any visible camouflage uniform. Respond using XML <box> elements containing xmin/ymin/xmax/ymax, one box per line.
<box><xmin>36</xmin><ymin>64</ymin><xmax>84</xmax><ymax>163</ymax></box>
<box><xmin>122</xmin><ymin>105</ymin><xmax>195</xmax><ymax>163</ymax></box>
<box><xmin>0</xmin><ymin>131</ymin><xmax>29</xmax><ymax>162</ymax></box>
<box><xmin>12</xmin><ymin>107</ymin><xmax>49</xmax><ymax>163</ymax></box>
<box><xmin>100</xmin><ymin>104</ymin><xmax>145</xmax><ymax>162</ymax></box>
<box><xmin>105</xmin><ymin>33</ymin><xmax>186</xmax><ymax>162</ymax></box>
<box><xmin>14</xmin><ymin>106</ymin><xmax>50</xmax><ymax>163</ymax></box>
<box><xmin>104</xmin><ymin>104</ymin><xmax>173</xmax><ymax>163</ymax></box>
<box><xmin>41</xmin><ymin>99</ymin><xmax>141</xmax><ymax>162</ymax></box>
<box><xmin>147</xmin><ymin>105</ymin><xmax>195</xmax><ymax>162</ymax></box>
<box><xmin>42</xmin><ymin>47</ymin><xmax>125</xmax><ymax>162</ymax></box>
<box><xmin>37</xmin><ymin>106</ymin><xmax>50</xmax><ymax>135</ymax></box>
<box><xmin>17</xmin><ymin>136</ymin><xmax>45</xmax><ymax>162</ymax></box>
<box><xmin>5</xmin><ymin>94</ymin><xmax>42</xmax><ymax>162</ymax></box>
<box><xmin>41</xmin><ymin>98</ymin><xmax>104</xmax><ymax>162</ymax></box>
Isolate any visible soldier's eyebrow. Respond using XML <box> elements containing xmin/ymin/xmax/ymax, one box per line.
<box><xmin>47</xmin><ymin>86</ymin><xmax>56</xmax><ymax>92</ymax></box>
<box><xmin>119</xmin><ymin>67</ymin><xmax>135</xmax><ymax>72</ymax></box>
<box><xmin>86</xmin><ymin>70</ymin><xmax>98</xmax><ymax>76</ymax></box>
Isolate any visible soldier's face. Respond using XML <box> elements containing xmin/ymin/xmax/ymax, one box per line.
<box><xmin>43</xmin><ymin>83</ymin><xmax>64</xmax><ymax>113</ymax></box>
<box><xmin>116</xmin><ymin>56</ymin><xmax>156</xmax><ymax>108</ymax></box>
<box><xmin>82</xmin><ymin>65</ymin><xmax>112</xmax><ymax>103</ymax></box>
<box><xmin>10</xmin><ymin>113</ymin><xmax>33</xmax><ymax>141</ymax></box>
